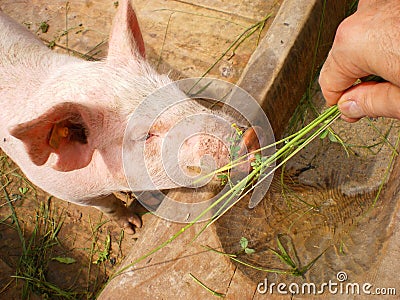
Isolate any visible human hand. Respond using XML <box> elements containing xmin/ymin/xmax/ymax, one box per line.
<box><xmin>319</xmin><ymin>0</ymin><xmax>400</xmax><ymax>122</ymax></box>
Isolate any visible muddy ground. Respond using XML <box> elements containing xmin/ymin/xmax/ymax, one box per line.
<box><xmin>0</xmin><ymin>151</ymin><xmax>139</xmax><ymax>299</ymax></box>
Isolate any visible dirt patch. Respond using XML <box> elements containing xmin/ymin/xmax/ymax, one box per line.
<box><xmin>0</xmin><ymin>152</ymin><xmax>140</xmax><ymax>299</ymax></box>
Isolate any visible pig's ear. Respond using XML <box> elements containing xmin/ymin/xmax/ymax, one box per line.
<box><xmin>9</xmin><ymin>103</ymin><xmax>102</xmax><ymax>172</ymax></box>
<box><xmin>107</xmin><ymin>0</ymin><xmax>146</xmax><ymax>60</ymax></box>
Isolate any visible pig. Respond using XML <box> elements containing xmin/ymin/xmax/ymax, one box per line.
<box><xmin>0</xmin><ymin>0</ymin><xmax>259</xmax><ymax>233</ymax></box>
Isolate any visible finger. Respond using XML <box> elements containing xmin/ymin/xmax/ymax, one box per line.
<box><xmin>319</xmin><ymin>15</ymin><xmax>370</xmax><ymax>106</ymax></box>
<box><xmin>356</xmin><ymin>0</ymin><xmax>374</xmax><ymax>10</ymax></box>
<box><xmin>340</xmin><ymin>114</ymin><xmax>360</xmax><ymax>123</ymax></box>
<box><xmin>357</xmin><ymin>0</ymin><xmax>388</xmax><ymax>11</ymax></box>
<box><xmin>338</xmin><ymin>81</ymin><xmax>400</xmax><ymax>120</ymax></box>
<box><xmin>319</xmin><ymin>51</ymin><xmax>362</xmax><ymax>106</ymax></box>
<box><xmin>320</xmin><ymin>0</ymin><xmax>400</xmax><ymax>109</ymax></box>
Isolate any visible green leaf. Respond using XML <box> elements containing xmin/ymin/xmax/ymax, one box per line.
<box><xmin>275</xmin><ymin>235</ymin><xmax>296</xmax><ymax>268</ymax></box>
<box><xmin>217</xmin><ymin>174</ymin><xmax>228</xmax><ymax>181</ymax></box>
<box><xmin>52</xmin><ymin>257</ymin><xmax>76</xmax><ymax>264</ymax></box>
<box><xmin>18</xmin><ymin>187</ymin><xmax>28</xmax><ymax>194</ymax></box>
<box><xmin>339</xmin><ymin>241</ymin><xmax>345</xmax><ymax>255</ymax></box>
<box><xmin>319</xmin><ymin>130</ymin><xmax>328</xmax><ymax>139</ymax></box>
<box><xmin>328</xmin><ymin>132</ymin><xmax>338</xmax><ymax>142</ymax></box>
<box><xmin>244</xmin><ymin>248</ymin><xmax>255</xmax><ymax>254</ymax></box>
<box><xmin>217</xmin><ymin>174</ymin><xmax>228</xmax><ymax>185</ymax></box>
<box><xmin>39</xmin><ymin>21</ymin><xmax>49</xmax><ymax>33</ymax></box>
<box><xmin>94</xmin><ymin>234</ymin><xmax>111</xmax><ymax>264</ymax></box>
<box><xmin>239</xmin><ymin>237</ymin><xmax>248</xmax><ymax>250</ymax></box>
<box><xmin>230</xmin><ymin>145</ymin><xmax>240</xmax><ymax>158</ymax></box>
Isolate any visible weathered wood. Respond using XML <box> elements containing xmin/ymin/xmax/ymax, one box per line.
<box><xmin>98</xmin><ymin>213</ymin><xmax>234</xmax><ymax>299</ymax></box>
<box><xmin>238</xmin><ymin>0</ymin><xmax>351</xmax><ymax>138</ymax></box>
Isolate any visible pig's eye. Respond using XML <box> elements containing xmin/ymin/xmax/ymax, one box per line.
<box><xmin>145</xmin><ymin>133</ymin><xmax>155</xmax><ymax>141</ymax></box>
<box><xmin>138</xmin><ymin>132</ymin><xmax>157</xmax><ymax>142</ymax></box>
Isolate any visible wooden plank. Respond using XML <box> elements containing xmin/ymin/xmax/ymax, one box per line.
<box><xmin>238</xmin><ymin>0</ymin><xmax>351</xmax><ymax>138</ymax></box>
<box><xmin>97</xmin><ymin>214</ymin><xmax>235</xmax><ymax>299</ymax></box>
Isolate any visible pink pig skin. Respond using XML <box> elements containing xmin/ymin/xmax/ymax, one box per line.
<box><xmin>0</xmin><ymin>1</ymin><xmax>152</xmax><ymax>233</ymax></box>
<box><xmin>0</xmin><ymin>1</ymin><xmax>255</xmax><ymax>233</ymax></box>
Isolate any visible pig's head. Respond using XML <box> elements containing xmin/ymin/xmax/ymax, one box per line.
<box><xmin>8</xmin><ymin>0</ymin><xmax>262</xmax><ymax>195</ymax></box>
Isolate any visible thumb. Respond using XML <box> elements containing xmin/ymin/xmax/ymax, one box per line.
<box><xmin>338</xmin><ymin>81</ymin><xmax>400</xmax><ymax>120</ymax></box>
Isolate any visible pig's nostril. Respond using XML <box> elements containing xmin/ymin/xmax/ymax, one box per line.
<box><xmin>231</xmin><ymin>126</ymin><xmax>266</xmax><ymax>174</ymax></box>
<box><xmin>241</xmin><ymin>126</ymin><xmax>264</xmax><ymax>154</ymax></box>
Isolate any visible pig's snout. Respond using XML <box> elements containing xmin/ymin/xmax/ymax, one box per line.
<box><xmin>178</xmin><ymin>133</ymin><xmax>231</xmax><ymax>184</ymax></box>
<box><xmin>239</xmin><ymin>126</ymin><xmax>265</xmax><ymax>157</ymax></box>
<box><xmin>234</xmin><ymin>126</ymin><xmax>266</xmax><ymax>174</ymax></box>
<box><xmin>172</xmin><ymin>125</ymin><xmax>265</xmax><ymax>188</ymax></box>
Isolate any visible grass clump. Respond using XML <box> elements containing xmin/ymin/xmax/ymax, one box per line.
<box><xmin>0</xmin><ymin>162</ymin><xmax>118</xmax><ymax>299</ymax></box>
<box><xmin>1</xmin><ymin>182</ymin><xmax>76</xmax><ymax>299</ymax></box>
<box><xmin>204</xmin><ymin>234</ymin><xmax>327</xmax><ymax>278</ymax></box>
<box><xmin>206</xmin><ymin>105</ymin><xmax>341</xmax><ymax>214</ymax></box>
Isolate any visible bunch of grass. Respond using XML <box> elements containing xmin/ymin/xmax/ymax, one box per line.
<box><xmin>203</xmin><ymin>104</ymin><xmax>342</xmax><ymax>221</ymax></box>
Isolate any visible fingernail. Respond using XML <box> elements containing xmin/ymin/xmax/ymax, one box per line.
<box><xmin>339</xmin><ymin>99</ymin><xmax>364</xmax><ymax>118</ymax></box>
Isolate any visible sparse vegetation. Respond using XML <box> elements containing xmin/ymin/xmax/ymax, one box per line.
<box><xmin>189</xmin><ymin>273</ymin><xmax>226</xmax><ymax>298</ymax></box>
<box><xmin>204</xmin><ymin>235</ymin><xmax>327</xmax><ymax>278</ymax></box>
<box><xmin>0</xmin><ymin>153</ymin><xmax>125</xmax><ymax>299</ymax></box>
<box><xmin>239</xmin><ymin>237</ymin><xmax>255</xmax><ymax>255</ymax></box>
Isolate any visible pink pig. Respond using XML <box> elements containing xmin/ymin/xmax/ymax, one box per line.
<box><xmin>0</xmin><ymin>0</ymin><xmax>259</xmax><ymax>233</ymax></box>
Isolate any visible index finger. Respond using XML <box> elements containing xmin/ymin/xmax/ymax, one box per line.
<box><xmin>318</xmin><ymin>50</ymin><xmax>363</xmax><ymax>106</ymax></box>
